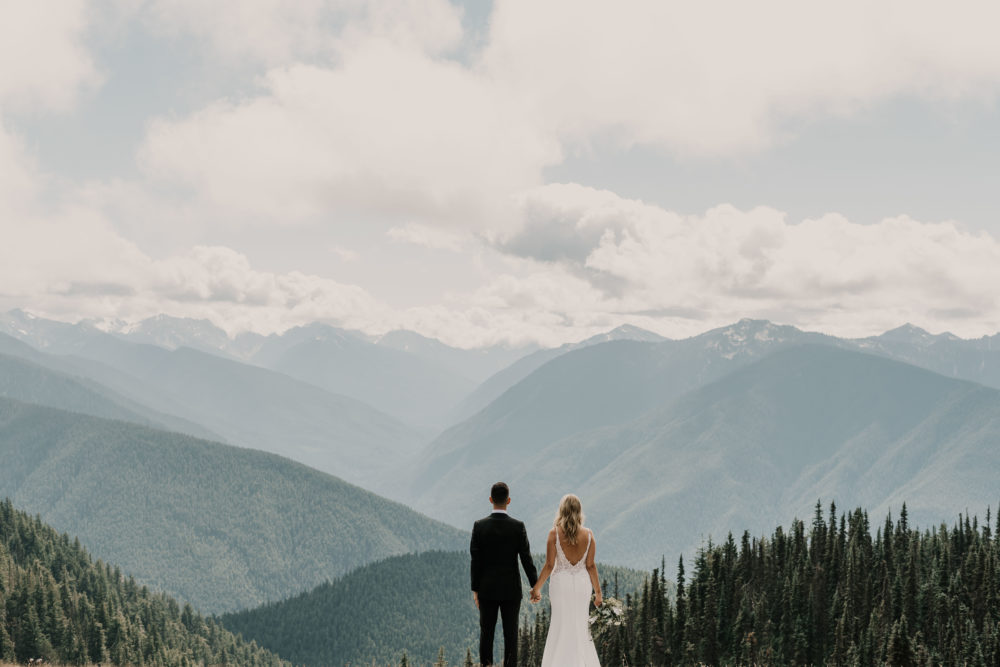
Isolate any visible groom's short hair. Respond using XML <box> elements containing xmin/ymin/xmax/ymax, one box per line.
<box><xmin>490</xmin><ymin>482</ymin><xmax>509</xmax><ymax>504</ymax></box>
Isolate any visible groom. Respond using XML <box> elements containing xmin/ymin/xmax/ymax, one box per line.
<box><xmin>470</xmin><ymin>482</ymin><xmax>539</xmax><ymax>667</ymax></box>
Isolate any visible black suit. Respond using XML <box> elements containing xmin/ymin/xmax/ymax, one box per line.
<box><xmin>471</xmin><ymin>511</ymin><xmax>538</xmax><ymax>667</ymax></box>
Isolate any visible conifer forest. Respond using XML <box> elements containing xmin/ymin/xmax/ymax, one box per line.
<box><xmin>518</xmin><ymin>503</ymin><xmax>1000</xmax><ymax>666</ymax></box>
<box><xmin>0</xmin><ymin>500</ymin><xmax>283</xmax><ymax>666</ymax></box>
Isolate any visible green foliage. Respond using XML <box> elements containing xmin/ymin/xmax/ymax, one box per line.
<box><xmin>0</xmin><ymin>397</ymin><xmax>467</xmax><ymax>613</ymax></box>
<box><xmin>520</xmin><ymin>502</ymin><xmax>1000</xmax><ymax>666</ymax></box>
<box><xmin>220</xmin><ymin>551</ymin><xmax>647</xmax><ymax>667</ymax></box>
<box><xmin>0</xmin><ymin>498</ymin><xmax>284</xmax><ymax>666</ymax></box>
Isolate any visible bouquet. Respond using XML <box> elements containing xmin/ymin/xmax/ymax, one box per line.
<box><xmin>588</xmin><ymin>596</ymin><xmax>625</xmax><ymax>638</ymax></box>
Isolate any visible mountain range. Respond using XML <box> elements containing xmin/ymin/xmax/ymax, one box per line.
<box><xmin>5</xmin><ymin>308</ymin><xmax>1000</xmax><ymax>584</ymax></box>
<box><xmin>407</xmin><ymin>343</ymin><xmax>1000</xmax><ymax>568</ymax></box>
<box><xmin>0</xmin><ymin>318</ymin><xmax>427</xmax><ymax>496</ymax></box>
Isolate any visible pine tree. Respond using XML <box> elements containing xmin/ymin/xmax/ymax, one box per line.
<box><xmin>434</xmin><ymin>645</ymin><xmax>448</xmax><ymax>667</ymax></box>
<box><xmin>888</xmin><ymin>616</ymin><xmax>914</xmax><ymax>667</ymax></box>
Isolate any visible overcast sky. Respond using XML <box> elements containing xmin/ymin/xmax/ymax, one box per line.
<box><xmin>3</xmin><ymin>0</ymin><xmax>1000</xmax><ymax>347</ymax></box>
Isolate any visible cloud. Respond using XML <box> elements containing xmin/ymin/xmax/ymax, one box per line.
<box><xmin>387</xmin><ymin>223</ymin><xmax>464</xmax><ymax>251</ymax></box>
<box><xmin>501</xmin><ymin>183</ymin><xmax>1000</xmax><ymax>338</ymax></box>
<box><xmin>138</xmin><ymin>43</ymin><xmax>560</xmax><ymax>229</ymax></box>
<box><xmin>126</xmin><ymin>0</ymin><xmax>1000</xmax><ymax>244</ymax></box>
<box><xmin>0</xmin><ymin>122</ymin><xmax>41</xmax><ymax>210</ymax></box>
<box><xmin>483</xmin><ymin>0</ymin><xmax>1000</xmax><ymax>156</ymax></box>
<box><xmin>142</xmin><ymin>0</ymin><xmax>464</xmax><ymax>66</ymax></box>
<box><xmin>0</xmin><ymin>0</ymin><xmax>99</xmax><ymax>112</ymax></box>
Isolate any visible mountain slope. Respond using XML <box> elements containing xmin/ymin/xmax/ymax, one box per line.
<box><xmin>251</xmin><ymin>323</ymin><xmax>475</xmax><ymax>429</ymax></box>
<box><xmin>0</xmin><ymin>498</ymin><xmax>284</xmax><ymax>666</ymax></box>
<box><xmin>373</xmin><ymin>329</ymin><xmax>534</xmax><ymax>385</ymax></box>
<box><xmin>411</xmin><ymin>321</ymin><xmax>826</xmax><ymax>524</ymax></box>
<box><xmin>0</xmin><ymin>324</ymin><xmax>426</xmax><ymax>494</ymax></box>
<box><xmin>0</xmin><ymin>349</ymin><xmax>217</xmax><ymax>440</ymax></box>
<box><xmin>220</xmin><ymin>551</ymin><xmax>649</xmax><ymax>667</ymax></box>
<box><xmin>852</xmin><ymin>323</ymin><xmax>1000</xmax><ymax>389</ymax></box>
<box><xmin>0</xmin><ymin>398</ymin><xmax>466</xmax><ymax>613</ymax></box>
<box><xmin>526</xmin><ymin>345</ymin><xmax>1000</xmax><ymax>567</ymax></box>
<box><xmin>450</xmin><ymin>324</ymin><xmax>668</xmax><ymax>423</ymax></box>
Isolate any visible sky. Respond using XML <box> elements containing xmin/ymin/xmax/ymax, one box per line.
<box><xmin>2</xmin><ymin>0</ymin><xmax>1000</xmax><ymax>348</ymax></box>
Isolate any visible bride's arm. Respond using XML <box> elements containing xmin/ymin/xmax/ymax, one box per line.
<box><xmin>530</xmin><ymin>530</ymin><xmax>557</xmax><ymax>601</ymax></box>
<box><xmin>586</xmin><ymin>530</ymin><xmax>602</xmax><ymax>606</ymax></box>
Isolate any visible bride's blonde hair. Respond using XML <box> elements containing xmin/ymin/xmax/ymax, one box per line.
<box><xmin>554</xmin><ymin>494</ymin><xmax>585</xmax><ymax>545</ymax></box>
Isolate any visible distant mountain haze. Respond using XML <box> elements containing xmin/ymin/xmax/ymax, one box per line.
<box><xmin>0</xmin><ymin>310</ymin><xmax>536</xmax><ymax>432</ymax></box>
<box><xmin>0</xmin><ymin>334</ymin><xmax>220</xmax><ymax>440</ymax></box>
<box><xmin>450</xmin><ymin>324</ymin><xmax>668</xmax><ymax>423</ymax></box>
<box><xmin>250</xmin><ymin>323</ymin><xmax>476</xmax><ymax>429</ymax></box>
<box><xmin>0</xmin><ymin>397</ymin><xmax>467</xmax><ymax>613</ymax></box>
<box><xmin>410</xmin><ymin>320</ymin><xmax>826</xmax><ymax>524</ymax></box>
<box><xmin>0</xmin><ymin>314</ymin><xmax>427</xmax><ymax>496</ymax></box>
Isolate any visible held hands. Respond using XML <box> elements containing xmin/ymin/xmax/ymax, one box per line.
<box><xmin>529</xmin><ymin>587</ymin><xmax>542</xmax><ymax>603</ymax></box>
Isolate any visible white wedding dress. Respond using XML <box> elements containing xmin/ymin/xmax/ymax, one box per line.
<box><xmin>540</xmin><ymin>530</ymin><xmax>601</xmax><ymax>667</ymax></box>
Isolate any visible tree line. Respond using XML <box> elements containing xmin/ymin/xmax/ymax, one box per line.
<box><xmin>518</xmin><ymin>502</ymin><xmax>1000</xmax><ymax>666</ymax></box>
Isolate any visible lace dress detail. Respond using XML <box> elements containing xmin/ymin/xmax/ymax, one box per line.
<box><xmin>553</xmin><ymin>530</ymin><xmax>591</xmax><ymax>574</ymax></box>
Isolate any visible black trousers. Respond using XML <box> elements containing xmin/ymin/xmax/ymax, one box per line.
<box><xmin>479</xmin><ymin>598</ymin><xmax>520</xmax><ymax>667</ymax></box>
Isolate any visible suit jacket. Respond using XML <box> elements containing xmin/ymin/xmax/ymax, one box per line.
<box><xmin>470</xmin><ymin>512</ymin><xmax>539</xmax><ymax>601</ymax></box>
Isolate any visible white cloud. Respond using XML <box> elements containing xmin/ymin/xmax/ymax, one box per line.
<box><xmin>502</xmin><ymin>184</ymin><xmax>1000</xmax><ymax>338</ymax></box>
<box><xmin>483</xmin><ymin>0</ymin><xmax>1000</xmax><ymax>156</ymax></box>
<box><xmin>387</xmin><ymin>223</ymin><xmax>464</xmax><ymax>252</ymax></box>
<box><xmin>138</xmin><ymin>43</ymin><xmax>560</xmax><ymax>229</ymax></box>
<box><xmin>0</xmin><ymin>122</ymin><xmax>41</xmax><ymax>210</ymax></box>
<box><xmin>0</xmin><ymin>0</ymin><xmax>99</xmax><ymax>112</ymax></box>
<box><xmin>7</xmin><ymin>1</ymin><xmax>1000</xmax><ymax>347</ymax></box>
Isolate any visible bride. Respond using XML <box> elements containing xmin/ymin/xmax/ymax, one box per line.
<box><xmin>529</xmin><ymin>494</ymin><xmax>603</xmax><ymax>667</ymax></box>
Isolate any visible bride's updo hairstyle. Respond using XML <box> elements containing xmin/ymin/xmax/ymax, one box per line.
<box><xmin>554</xmin><ymin>494</ymin><xmax>585</xmax><ymax>545</ymax></box>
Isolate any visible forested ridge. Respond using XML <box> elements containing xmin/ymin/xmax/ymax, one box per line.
<box><xmin>0</xmin><ymin>499</ymin><xmax>284</xmax><ymax>666</ymax></box>
<box><xmin>519</xmin><ymin>502</ymin><xmax>1000</xmax><ymax>666</ymax></box>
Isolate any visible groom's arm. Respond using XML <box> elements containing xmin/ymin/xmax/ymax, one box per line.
<box><xmin>518</xmin><ymin>522</ymin><xmax>538</xmax><ymax>587</ymax></box>
<box><xmin>470</xmin><ymin>523</ymin><xmax>482</xmax><ymax>594</ymax></box>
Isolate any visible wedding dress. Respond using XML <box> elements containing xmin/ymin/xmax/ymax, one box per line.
<box><xmin>540</xmin><ymin>530</ymin><xmax>601</xmax><ymax>667</ymax></box>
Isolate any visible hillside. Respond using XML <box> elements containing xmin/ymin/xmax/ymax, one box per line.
<box><xmin>854</xmin><ymin>323</ymin><xmax>1000</xmax><ymax>390</ymax></box>
<box><xmin>0</xmin><ymin>397</ymin><xmax>466</xmax><ymax>613</ymax></box>
<box><xmin>220</xmin><ymin>551</ymin><xmax>649</xmax><ymax>667</ymax></box>
<box><xmin>409</xmin><ymin>320</ymin><xmax>827</xmax><ymax>524</ymax></box>
<box><xmin>0</xmin><ymin>337</ymin><xmax>219</xmax><ymax>440</ymax></box>
<box><xmin>0</xmin><ymin>323</ymin><xmax>426</xmax><ymax>495</ymax></box>
<box><xmin>409</xmin><ymin>344</ymin><xmax>1000</xmax><ymax>569</ymax></box>
<box><xmin>0</xmin><ymin>498</ymin><xmax>284</xmax><ymax>666</ymax></box>
<box><xmin>252</xmin><ymin>323</ymin><xmax>474</xmax><ymax>429</ymax></box>
<box><xmin>449</xmin><ymin>324</ymin><xmax>667</xmax><ymax>424</ymax></box>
